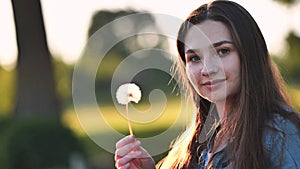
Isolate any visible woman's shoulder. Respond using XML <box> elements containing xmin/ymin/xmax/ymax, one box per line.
<box><xmin>264</xmin><ymin>109</ymin><xmax>300</xmax><ymax>144</ymax></box>
<box><xmin>263</xmin><ymin>110</ymin><xmax>300</xmax><ymax>168</ymax></box>
<box><xmin>267</xmin><ymin>113</ymin><xmax>299</xmax><ymax>134</ymax></box>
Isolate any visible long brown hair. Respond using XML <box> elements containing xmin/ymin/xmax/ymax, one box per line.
<box><xmin>157</xmin><ymin>1</ymin><xmax>300</xmax><ymax>168</ymax></box>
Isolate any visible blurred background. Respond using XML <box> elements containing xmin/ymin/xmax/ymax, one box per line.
<box><xmin>0</xmin><ymin>0</ymin><xmax>299</xmax><ymax>168</ymax></box>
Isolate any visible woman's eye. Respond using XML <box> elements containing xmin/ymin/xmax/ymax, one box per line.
<box><xmin>189</xmin><ymin>55</ymin><xmax>201</xmax><ymax>62</ymax></box>
<box><xmin>218</xmin><ymin>48</ymin><xmax>230</xmax><ymax>56</ymax></box>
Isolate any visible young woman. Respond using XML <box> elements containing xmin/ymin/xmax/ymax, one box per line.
<box><xmin>114</xmin><ymin>1</ymin><xmax>300</xmax><ymax>168</ymax></box>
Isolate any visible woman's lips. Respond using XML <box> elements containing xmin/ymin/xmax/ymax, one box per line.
<box><xmin>202</xmin><ymin>79</ymin><xmax>226</xmax><ymax>89</ymax></box>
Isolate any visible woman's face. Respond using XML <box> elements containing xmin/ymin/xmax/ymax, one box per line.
<box><xmin>184</xmin><ymin>20</ymin><xmax>241</xmax><ymax>104</ymax></box>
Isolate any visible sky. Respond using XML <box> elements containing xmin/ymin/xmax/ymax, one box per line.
<box><xmin>0</xmin><ymin>0</ymin><xmax>300</xmax><ymax>69</ymax></box>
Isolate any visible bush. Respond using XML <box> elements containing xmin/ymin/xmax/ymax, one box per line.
<box><xmin>0</xmin><ymin>116</ymin><xmax>85</xmax><ymax>169</ymax></box>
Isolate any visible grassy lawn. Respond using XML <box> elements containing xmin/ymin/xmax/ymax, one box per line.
<box><xmin>62</xmin><ymin>98</ymin><xmax>195</xmax><ymax>137</ymax></box>
<box><xmin>62</xmin><ymin>98</ymin><xmax>195</xmax><ymax>168</ymax></box>
<box><xmin>287</xmin><ymin>84</ymin><xmax>300</xmax><ymax>112</ymax></box>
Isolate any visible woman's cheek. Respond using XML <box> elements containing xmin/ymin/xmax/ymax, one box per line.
<box><xmin>186</xmin><ymin>66</ymin><xmax>200</xmax><ymax>89</ymax></box>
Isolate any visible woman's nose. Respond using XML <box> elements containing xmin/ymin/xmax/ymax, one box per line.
<box><xmin>200</xmin><ymin>56</ymin><xmax>218</xmax><ymax>76</ymax></box>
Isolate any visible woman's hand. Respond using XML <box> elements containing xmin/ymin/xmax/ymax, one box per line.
<box><xmin>115</xmin><ymin>135</ymin><xmax>156</xmax><ymax>169</ymax></box>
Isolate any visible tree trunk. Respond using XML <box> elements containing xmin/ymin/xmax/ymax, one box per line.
<box><xmin>12</xmin><ymin>0</ymin><xmax>60</xmax><ymax>118</ymax></box>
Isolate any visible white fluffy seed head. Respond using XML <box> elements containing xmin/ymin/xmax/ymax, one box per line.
<box><xmin>116</xmin><ymin>83</ymin><xmax>142</xmax><ymax>105</ymax></box>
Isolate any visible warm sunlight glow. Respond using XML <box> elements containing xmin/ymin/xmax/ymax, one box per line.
<box><xmin>0</xmin><ymin>0</ymin><xmax>17</xmax><ymax>70</ymax></box>
<box><xmin>1</xmin><ymin>0</ymin><xmax>299</xmax><ymax>67</ymax></box>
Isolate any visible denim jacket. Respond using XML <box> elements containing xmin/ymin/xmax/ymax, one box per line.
<box><xmin>195</xmin><ymin>113</ymin><xmax>300</xmax><ymax>169</ymax></box>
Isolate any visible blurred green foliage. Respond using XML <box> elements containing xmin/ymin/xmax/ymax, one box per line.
<box><xmin>272</xmin><ymin>31</ymin><xmax>300</xmax><ymax>111</ymax></box>
<box><xmin>0</xmin><ymin>58</ymin><xmax>73</xmax><ymax>116</ymax></box>
<box><xmin>274</xmin><ymin>0</ymin><xmax>299</xmax><ymax>5</ymax></box>
<box><xmin>273</xmin><ymin>31</ymin><xmax>300</xmax><ymax>84</ymax></box>
<box><xmin>52</xmin><ymin>58</ymin><xmax>73</xmax><ymax>108</ymax></box>
<box><xmin>87</xmin><ymin>9</ymin><xmax>175</xmax><ymax>106</ymax></box>
<box><xmin>287</xmin><ymin>85</ymin><xmax>300</xmax><ymax>111</ymax></box>
<box><xmin>0</xmin><ymin>116</ymin><xmax>85</xmax><ymax>169</ymax></box>
<box><xmin>0</xmin><ymin>68</ymin><xmax>15</xmax><ymax>116</ymax></box>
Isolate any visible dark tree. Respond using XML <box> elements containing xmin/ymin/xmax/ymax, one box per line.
<box><xmin>12</xmin><ymin>0</ymin><xmax>60</xmax><ymax>118</ymax></box>
<box><xmin>274</xmin><ymin>0</ymin><xmax>299</xmax><ymax>6</ymax></box>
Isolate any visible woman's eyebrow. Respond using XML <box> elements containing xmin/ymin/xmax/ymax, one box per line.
<box><xmin>212</xmin><ymin>40</ymin><xmax>233</xmax><ymax>47</ymax></box>
<box><xmin>185</xmin><ymin>49</ymin><xmax>196</xmax><ymax>54</ymax></box>
<box><xmin>185</xmin><ymin>40</ymin><xmax>233</xmax><ymax>54</ymax></box>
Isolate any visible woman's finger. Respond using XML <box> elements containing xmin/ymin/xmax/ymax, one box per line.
<box><xmin>116</xmin><ymin>162</ymin><xmax>130</xmax><ymax>169</ymax></box>
<box><xmin>117</xmin><ymin>150</ymin><xmax>142</xmax><ymax>165</ymax></box>
<box><xmin>115</xmin><ymin>140</ymin><xmax>141</xmax><ymax>157</ymax></box>
<box><xmin>116</xmin><ymin>135</ymin><xmax>136</xmax><ymax>149</ymax></box>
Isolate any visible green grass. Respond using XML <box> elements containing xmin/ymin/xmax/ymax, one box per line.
<box><xmin>62</xmin><ymin>98</ymin><xmax>194</xmax><ymax>167</ymax></box>
<box><xmin>62</xmin><ymin>98</ymin><xmax>194</xmax><ymax>136</ymax></box>
<box><xmin>287</xmin><ymin>85</ymin><xmax>300</xmax><ymax>112</ymax></box>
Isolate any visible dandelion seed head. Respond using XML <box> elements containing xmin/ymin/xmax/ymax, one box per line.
<box><xmin>116</xmin><ymin>83</ymin><xmax>142</xmax><ymax>105</ymax></box>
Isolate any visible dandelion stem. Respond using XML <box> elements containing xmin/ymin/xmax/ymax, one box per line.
<box><xmin>126</xmin><ymin>103</ymin><xmax>133</xmax><ymax>135</ymax></box>
<box><xmin>126</xmin><ymin>103</ymin><xmax>143</xmax><ymax>168</ymax></box>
